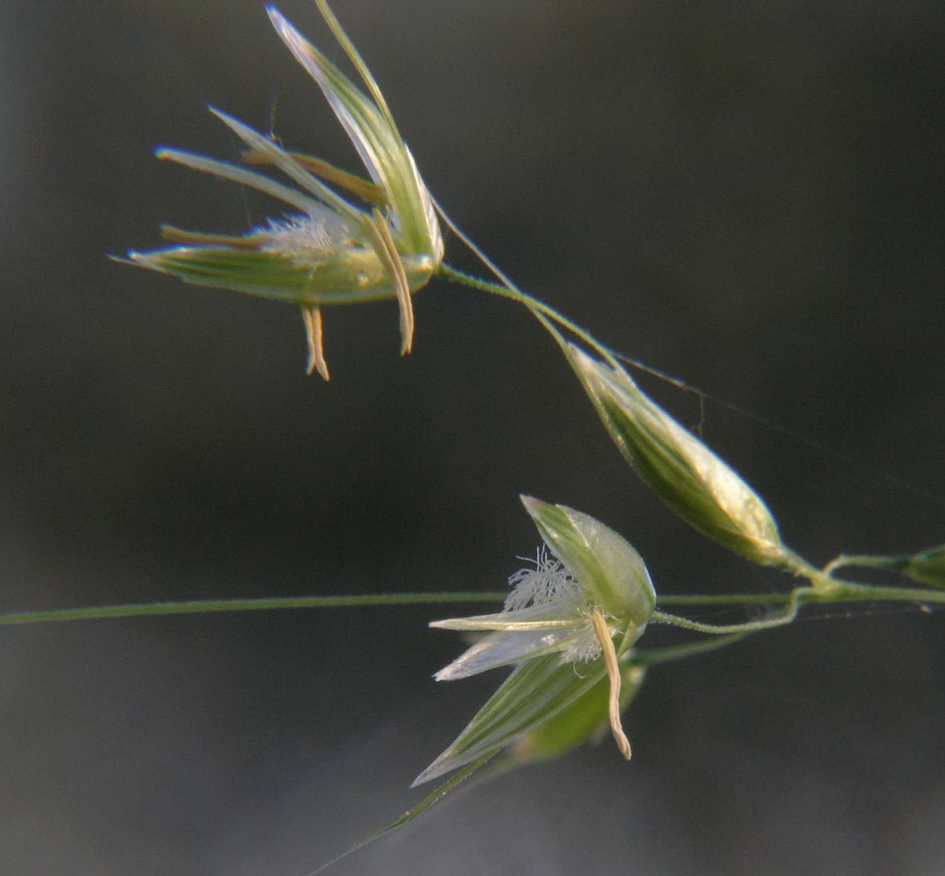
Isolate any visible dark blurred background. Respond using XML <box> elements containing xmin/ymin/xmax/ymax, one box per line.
<box><xmin>2</xmin><ymin>1</ymin><xmax>944</xmax><ymax>873</ymax></box>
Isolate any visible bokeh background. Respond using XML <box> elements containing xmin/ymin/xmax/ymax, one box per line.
<box><xmin>2</xmin><ymin>1</ymin><xmax>944</xmax><ymax>873</ymax></box>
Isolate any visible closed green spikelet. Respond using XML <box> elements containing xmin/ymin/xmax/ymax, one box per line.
<box><xmin>904</xmin><ymin>545</ymin><xmax>945</xmax><ymax>588</ymax></box>
<box><xmin>564</xmin><ymin>343</ymin><xmax>791</xmax><ymax>569</ymax></box>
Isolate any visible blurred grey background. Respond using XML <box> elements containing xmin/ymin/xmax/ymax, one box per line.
<box><xmin>1</xmin><ymin>0</ymin><xmax>944</xmax><ymax>873</ymax></box>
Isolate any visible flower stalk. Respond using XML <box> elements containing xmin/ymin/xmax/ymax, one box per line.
<box><xmin>825</xmin><ymin>544</ymin><xmax>945</xmax><ymax>589</ymax></box>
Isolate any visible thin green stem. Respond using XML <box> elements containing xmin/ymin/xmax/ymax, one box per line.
<box><xmin>0</xmin><ymin>591</ymin><xmax>803</xmax><ymax>628</ymax></box>
<box><xmin>437</xmin><ymin>263</ymin><xmax>624</xmax><ymax>371</ymax></box>
<box><xmin>652</xmin><ymin>588</ymin><xmax>810</xmax><ymax>635</ymax></box>
<box><xmin>4</xmin><ymin>578</ymin><xmax>943</xmax><ymax>630</ymax></box>
<box><xmin>0</xmin><ymin>591</ymin><xmax>774</xmax><ymax>627</ymax></box>
<box><xmin>0</xmin><ymin>591</ymin><xmax>507</xmax><ymax>627</ymax></box>
<box><xmin>434</xmin><ymin>205</ymin><xmax>699</xmax><ymax>399</ymax></box>
<box><xmin>0</xmin><ymin>589</ymin><xmax>830</xmax><ymax>629</ymax></box>
<box><xmin>823</xmin><ymin>553</ymin><xmax>908</xmax><ymax>577</ymax></box>
<box><xmin>630</xmin><ymin>633</ymin><xmax>749</xmax><ymax>666</ymax></box>
<box><xmin>658</xmin><ymin>593</ymin><xmax>790</xmax><ymax>607</ymax></box>
<box><xmin>652</xmin><ymin>581</ymin><xmax>945</xmax><ymax>637</ymax></box>
<box><xmin>819</xmin><ymin>583</ymin><xmax>945</xmax><ymax>606</ymax></box>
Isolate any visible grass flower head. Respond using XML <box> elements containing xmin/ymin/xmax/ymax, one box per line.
<box><xmin>122</xmin><ymin>1</ymin><xmax>443</xmax><ymax>379</ymax></box>
<box><xmin>416</xmin><ymin>497</ymin><xmax>655</xmax><ymax>785</ymax></box>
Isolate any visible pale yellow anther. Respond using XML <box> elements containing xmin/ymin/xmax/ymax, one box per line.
<box><xmin>368</xmin><ymin>209</ymin><xmax>414</xmax><ymax>356</ymax></box>
<box><xmin>591</xmin><ymin>609</ymin><xmax>632</xmax><ymax>760</ymax></box>
<box><xmin>240</xmin><ymin>148</ymin><xmax>386</xmax><ymax>206</ymax></box>
<box><xmin>301</xmin><ymin>303</ymin><xmax>330</xmax><ymax>381</ymax></box>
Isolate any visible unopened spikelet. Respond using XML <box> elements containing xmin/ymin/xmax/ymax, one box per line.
<box><xmin>563</xmin><ymin>342</ymin><xmax>799</xmax><ymax>571</ymax></box>
<box><xmin>415</xmin><ymin>497</ymin><xmax>655</xmax><ymax>786</ymax></box>
<box><xmin>121</xmin><ymin>1</ymin><xmax>443</xmax><ymax>379</ymax></box>
<box><xmin>903</xmin><ymin>544</ymin><xmax>945</xmax><ymax>588</ymax></box>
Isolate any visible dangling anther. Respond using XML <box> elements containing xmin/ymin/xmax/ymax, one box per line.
<box><xmin>240</xmin><ymin>148</ymin><xmax>386</xmax><ymax>206</ymax></box>
<box><xmin>368</xmin><ymin>209</ymin><xmax>414</xmax><ymax>356</ymax></box>
<box><xmin>591</xmin><ymin>609</ymin><xmax>632</xmax><ymax>760</ymax></box>
<box><xmin>301</xmin><ymin>303</ymin><xmax>330</xmax><ymax>380</ymax></box>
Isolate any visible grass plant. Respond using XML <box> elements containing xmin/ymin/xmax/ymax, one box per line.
<box><xmin>5</xmin><ymin>1</ymin><xmax>941</xmax><ymax>871</ymax></box>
